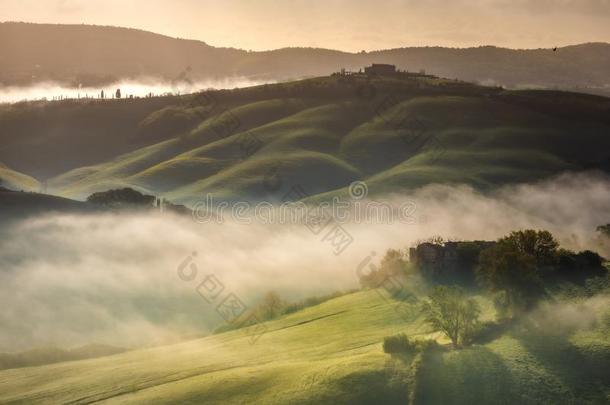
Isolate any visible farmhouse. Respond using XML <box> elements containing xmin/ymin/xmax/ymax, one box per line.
<box><xmin>409</xmin><ymin>240</ymin><xmax>497</xmax><ymax>279</ymax></box>
<box><xmin>364</xmin><ymin>63</ymin><xmax>396</xmax><ymax>76</ymax></box>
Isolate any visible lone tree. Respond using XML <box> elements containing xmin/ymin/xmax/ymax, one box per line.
<box><xmin>477</xmin><ymin>230</ymin><xmax>554</xmax><ymax>318</ymax></box>
<box><xmin>256</xmin><ymin>291</ymin><xmax>285</xmax><ymax>320</ymax></box>
<box><xmin>421</xmin><ymin>285</ymin><xmax>480</xmax><ymax>348</ymax></box>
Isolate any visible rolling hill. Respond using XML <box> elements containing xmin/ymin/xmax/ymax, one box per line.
<box><xmin>0</xmin><ymin>162</ymin><xmax>39</xmax><ymax>191</ymax></box>
<box><xmin>3</xmin><ymin>17</ymin><xmax>610</xmax><ymax>405</ymax></box>
<box><xmin>2</xmin><ymin>22</ymin><xmax>610</xmax><ymax>93</ymax></box>
<box><xmin>1</xmin><ymin>73</ymin><xmax>609</xmax><ymax>205</ymax></box>
<box><xmin>0</xmin><ymin>187</ymin><xmax>99</xmax><ymax>221</ymax></box>
<box><xmin>0</xmin><ymin>288</ymin><xmax>607</xmax><ymax>404</ymax></box>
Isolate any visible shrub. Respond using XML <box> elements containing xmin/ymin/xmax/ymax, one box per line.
<box><xmin>382</xmin><ymin>333</ymin><xmax>417</xmax><ymax>354</ymax></box>
<box><xmin>383</xmin><ymin>335</ymin><xmax>440</xmax><ymax>356</ymax></box>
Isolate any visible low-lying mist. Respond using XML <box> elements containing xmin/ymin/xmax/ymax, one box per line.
<box><xmin>0</xmin><ymin>77</ymin><xmax>271</xmax><ymax>104</ymax></box>
<box><xmin>1</xmin><ymin>172</ymin><xmax>609</xmax><ymax>352</ymax></box>
<box><xmin>527</xmin><ymin>293</ymin><xmax>610</xmax><ymax>335</ymax></box>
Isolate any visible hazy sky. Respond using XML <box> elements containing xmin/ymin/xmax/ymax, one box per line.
<box><xmin>1</xmin><ymin>0</ymin><xmax>610</xmax><ymax>51</ymax></box>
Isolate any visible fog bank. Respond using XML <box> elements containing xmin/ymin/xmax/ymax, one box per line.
<box><xmin>0</xmin><ymin>77</ymin><xmax>270</xmax><ymax>104</ymax></box>
<box><xmin>1</xmin><ymin>172</ymin><xmax>609</xmax><ymax>351</ymax></box>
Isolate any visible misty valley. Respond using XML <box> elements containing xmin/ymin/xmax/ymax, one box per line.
<box><xmin>1</xmin><ymin>11</ymin><xmax>610</xmax><ymax>405</ymax></box>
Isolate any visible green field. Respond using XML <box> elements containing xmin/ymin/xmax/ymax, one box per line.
<box><xmin>0</xmin><ymin>288</ymin><xmax>607</xmax><ymax>404</ymax></box>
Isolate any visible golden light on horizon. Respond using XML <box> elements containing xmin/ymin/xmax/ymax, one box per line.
<box><xmin>1</xmin><ymin>0</ymin><xmax>609</xmax><ymax>52</ymax></box>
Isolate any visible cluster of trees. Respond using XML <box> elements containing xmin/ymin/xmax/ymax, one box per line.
<box><xmin>214</xmin><ymin>289</ymin><xmax>356</xmax><ymax>334</ymax></box>
<box><xmin>478</xmin><ymin>230</ymin><xmax>606</xmax><ymax>318</ymax></box>
<box><xmin>252</xmin><ymin>290</ymin><xmax>358</xmax><ymax>321</ymax></box>
<box><xmin>477</xmin><ymin>230</ymin><xmax>554</xmax><ymax>318</ymax></box>
<box><xmin>213</xmin><ymin>291</ymin><xmax>288</xmax><ymax>334</ymax></box>
<box><xmin>86</xmin><ymin>188</ymin><xmax>155</xmax><ymax>207</ymax></box>
<box><xmin>86</xmin><ymin>188</ymin><xmax>189</xmax><ymax>214</ymax></box>
<box><xmin>387</xmin><ymin>229</ymin><xmax>608</xmax><ymax>350</ymax></box>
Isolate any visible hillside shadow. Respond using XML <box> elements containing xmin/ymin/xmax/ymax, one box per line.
<box><xmin>515</xmin><ymin>330</ymin><xmax>609</xmax><ymax>403</ymax></box>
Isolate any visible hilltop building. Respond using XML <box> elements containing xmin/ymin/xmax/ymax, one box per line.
<box><xmin>409</xmin><ymin>241</ymin><xmax>497</xmax><ymax>280</ymax></box>
<box><xmin>409</xmin><ymin>242</ymin><xmax>459</xmax><ymax>276</ymax></box>
<box><xmin>364</xmin><ymin>64</ymin><xmax>396</xmax><ymax>76</ymax></box>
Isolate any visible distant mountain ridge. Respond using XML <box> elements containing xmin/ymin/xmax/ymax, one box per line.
<box><xmin>1</xmin><ymin>22</ymin><xmax>610</xmax><ymax>92</ymax></box>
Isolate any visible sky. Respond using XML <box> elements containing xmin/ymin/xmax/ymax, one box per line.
<box><xmin>1</xmin><ymin>0</ymin><xmax>610</xmax><ymax>51</ymax></box>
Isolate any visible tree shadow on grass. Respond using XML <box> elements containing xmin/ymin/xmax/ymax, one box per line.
<box><xmin>329</xmin><ymin>365</ymin><xmax>410</xmax><ymax>405</ymax></box>
<box><xmin>472</xmin><ymin>319</ymin><xmax>515</xmax><ymax>345</ymax></box>
<box><xmin>413</xmin><ymin>346</ymin><xmax>517</xmax><ymax>405</ymax></box>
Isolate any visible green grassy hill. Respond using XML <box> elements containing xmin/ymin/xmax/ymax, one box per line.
<box><xmin>2</xmin><ymin>74</ymin><xmax>610</xmax><ymax>204</ymax></box>
<box><xmin>0</xmin><ymin>288</ymin><xmax>607</xmax><ymax>404</ymax></box>
<box><xmin>0</xmin><ymin>162</ymin><xmax>39</xmax><ymax>191</ymax></box>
